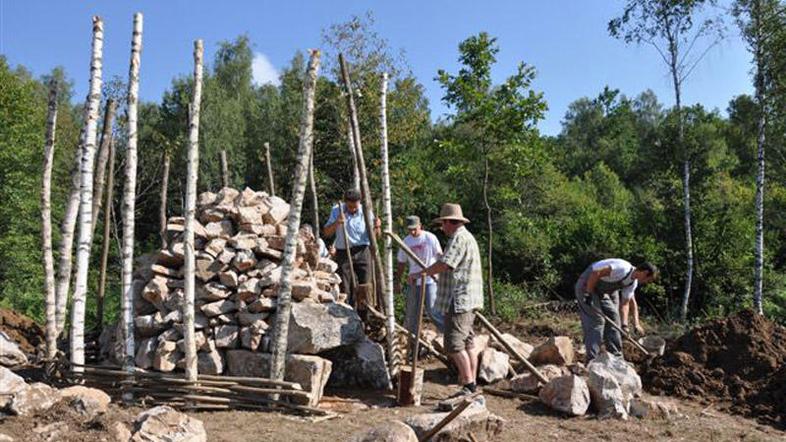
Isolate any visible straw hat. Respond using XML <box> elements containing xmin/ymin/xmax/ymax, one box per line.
<box><xmin>432</xmin><ymin>203</ymin><xmax>470</xmax><ymax>224</ymax></box>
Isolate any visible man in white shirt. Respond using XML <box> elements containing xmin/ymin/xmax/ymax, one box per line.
<box><xmin>395</xmin><ymin>216</ymin><xmax>445</xmax><ymax>333</ymax></box>
<box><xmin>575</xmin><ymin>259</ymin><xmax>658</xmax><ymax>361</ymax></box>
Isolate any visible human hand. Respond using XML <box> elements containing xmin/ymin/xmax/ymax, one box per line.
<box><xmin>374</xmin><ymin>218</ymin><xmax>382</xmax><ymax>229</ymax></box>
<box><xmin>635</xmin><ymin>323</ymin><xmax>645</xmax><ymax>336</ymax></box>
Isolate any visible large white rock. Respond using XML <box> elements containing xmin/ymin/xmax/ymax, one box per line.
<box><xmin>0</xmin><ymin>366</ymin><xmax>28</xmax><ymax>408</ymax></box>
<box><xmin>349</xmin><ymin>421</ymin><xmax>418</xmax><ymax>442</ymax></box>
<box><xmin>286</xmin><ymin>302</ymin><xmax>364</xmax><ymax>354</ymax></box>
<box><xmin>509</xmin><ymin>364</ymin><xmax>567</xmax><ymax>393</ymax></box>
<box><xmin>8</xmin><ymin>382</ymin><xmax>60</xmax><ymax>416</ymax></box>
<box><xmin>404</xmin><ymin>400</ymin><xmax>505</xmax><ymax>442</ymax></box>
<box><xmin>477</xmin><ymin>348</ymin><xmax>510</xmax><ymax>384</ymax></box>
<box><xmin>225</xmin><ymin>350</ymin><xmax>331</xmax><ymax>407</ymax></box>
<box><xmin>586</xmin><ymin>352</ymin><xmax>642</xmax><ymax>420</ymax></box>
<box><xmin>538</xmin><ymin>375</ymin><xmax>590</xmax><ymax>416</ymax></box>
<box><xmin>131</xmin><ymin>405</ymin><xmax>207</xmax><ymax>442</ymax></box>
<box><xmin>491</xmin><ymin>332</ymin><xmax>534</xmax><ymax>359</ymax></box>
<box><xmin>60</xmin><ymin>386</ymin><xmax>111</xmax><ymax>418</ymax></box>
<box><xmin>530</xmin><ymin>336</ymin><xmax>574</xmax><ymax>366</ymax></box>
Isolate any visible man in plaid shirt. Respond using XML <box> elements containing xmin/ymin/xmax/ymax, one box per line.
<box><xmin>423</xmin><ymin>203</ymin><xmax>483</xmax><ymax>398</ymax></box>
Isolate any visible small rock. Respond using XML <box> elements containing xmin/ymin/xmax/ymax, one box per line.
<box><xmin>477</xmin><ymin>348</ymin><xmax>510</xmax><ymax>384</ymax></box>
<box><xmin>509</xmin><ymin>364</ymin><xmax>567</xmax><ymax>393</ymax></box>
<box><xmin>405</xmin><ymin>400</ymin><xmax>505</xmax><ymax>441</ymax></box>
<box><xmin>59</xmin><ymin>386</ymin><xmax>111</xmax><ymax>417</ymax></box>
<box><xmin>629</xmin><ymin>396</ymin><xmax>680</xmax><ymax>419</ymax></box>
<box><xmin>201</xmin><ymin>300</ymin><xmax>237</xmax><ymax>317</ymax></box>
<box><xmin>9</xmin><ymin>382</ymin><xmax>60</xmax><ymax>416</ymax></box>
<box><xmin>213</xmin><ymin>325</ymin><xmax>239</xmax><ymax>348</ymax></box>
<box><xmin>530</xmin><ymin>336</ymin><xmax>574</xmax><ymax>366</ymax></box>
<box><xmin>131</xmin><ymin>405</ymin><xmax>207</xmax><ymax>442</ymax></box>
<box><xmin>349</xmin><ymin>421</ymin><xmax>417</xmax><ymax>442</ymax></box>
<box><xmin>111</xmin><ymin>422</ymin><xmax>133</xmax><ymax>442</ymax></box>
<box><xmin>539</xmin><ymin>374</ymin><xmax>591</xmax><ymax>416</ymax></box>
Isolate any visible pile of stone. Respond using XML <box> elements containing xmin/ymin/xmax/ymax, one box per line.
<box><xmin>116</xmin><ymin>187</ymin><xmax>389</xmax><ymax>407</ymax></box>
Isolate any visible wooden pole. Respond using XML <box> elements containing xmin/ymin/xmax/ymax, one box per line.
<box><xmin>379</xmin><ymin>72</ymin><xmax>398</xmax><ymax>377</ymax></box>
<box><xmin>409</xmin><ymin>274</ymin><xmax>427</xmax><ymax>398</ymax></box>
<box><xmin>345</xmin><ymin>118</ymin><xmax>360</xmax><ymax>190</ymax></box>
<box><xmin>338</xmin><ymin>53</ymin><xmax>386</xmax><ymax>311</ymax></box>
<box><xmin>475</xmin><ymin>312</ymin><xmax>548</xmax><ymax>384</ymax></box>
<box><xmin>91</xmin><ymin>98</ymin><xmax>117</xmax><ymax>232</ymax></box>
<box><xmin>159</xmin><ymin>152</ymin><xmax>170</xmax><ymax>248</ymax></box>
<box><xmin>339</xmin><ymin>202</ymin><xmax>358</xmax><ymax>303</ymax></box>
<box><xmin>264</xmin><ymin>142</ymin><xmax>275</xmax><ymax>196</ymax></box>
<box><xmin>220</xmin><ymin>149</ymin><xmax>229</xmax><ymax>188</ymax></box>
<box><xmin>366</xmin><ymin>305</ymin><xmax>451</xmax><ymax>367</ymax></box>
<box><xmin>70</xmin><ymin>15</ymin><xmax>105</xmax><ymax>372</ymax></box>
<box><xmin>418</xmin><ymin>392</ymin><xmax>480</xmax><ymax>442</ymax></box>
<box><xmin>120</xmin><ymin>12</ymin><xmax>143</xmax><ymax>380</ymax></box>
<box><xmin>183</xmin><ymin>39</ymin><xmax>205</xmax><ymax>382</ymax></box>
<box><xmin>42</xmin><ymin>79</ymin><xmax>58</xmax><ymax>360</ymax></box>
<box><xmin>269</xmin><ymin>49</ymin><xmax>321</xmax><ymax>392</ymax></box>
<box><xmin>96</xmin><ymin>137</ymin><xmax>115</xmax><ymax>330</ymax></box>
<box><xmin>308</xmin><ymin>151</ymin><xmax>319</xmax><ymax>239</ymax></box>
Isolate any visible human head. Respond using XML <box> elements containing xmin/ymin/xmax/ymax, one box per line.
<box><xmin>406</xmin><ymin>215</ymin><xmax>422</xmax><ymax>236</ymax></box>
<box><xmin>432</xmin><ymin>203</ymin><xmax>470</xmax><ymax>236</ymax></box>
<box><xmin>440</xmin><ymin>219</ymin><xmax>464</xmax><ymax>236</ymax></box>
<box><xmin>344</xmin><ymin>189</ymin><xmax>361</xmax><ymax>212</ymax></box>
<box><xmin>633</xmin><ymin>262</ymin><xmax>659</xmax><ymax>285</ymax></box>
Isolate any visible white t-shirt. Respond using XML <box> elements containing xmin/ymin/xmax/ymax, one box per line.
<box><xmin>591</xmin><ymin>258</ymin><xmax>638</xmax><ymax>301</ymax></box>
<box><xmin>397</xmin><ymin>231</ymin><xmax>442</xmax><ymax>282</ymax></box>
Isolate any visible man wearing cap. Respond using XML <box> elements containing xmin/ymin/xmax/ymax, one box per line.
<box><xmin>395</xmin><ymin>215</ymin><xmax>445</xmax><ymax>334</ymax></box>
<box><xmin>423</xmin><ymin>204</ymin><xmax>483</xmax><ymax>398</ymax></box>
<box><xmin>323</xmin><ymin>189</ymin><xmax>381</xmax><ymax>305</ymax></box>
<box><xmin>575</xmin><ymin>259</ymin><xmax>659</xmax><ymax>361</ymax></box>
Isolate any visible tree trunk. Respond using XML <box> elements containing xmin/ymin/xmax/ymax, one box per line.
<box><xmin>264</xmin><ymin>142</ymin><xmax>275</xmax><ymax>196</ymax></box>
<box><xmin>220</xmin><ymin>149</ymin><xmax>229</xmax><ymax>189</ymax></box>
<box><xmin>120</xmin><ymin>12</ymin><xmax>143</xmax><ymax>376</ymax></box>
<box><xmin>70</xmin><ymin>16</ymin><xmax>105</xmax><ymax>372</ymax></box>
<box><xmin>91</xmin><ymin>98</ymin><xmax>117</xmax><ymax>232</ymax></box>
<box><xmin>308</xmin><ymin>150</ymin><xmax>320</xmax><ymax>238</ymax></box>
<box><xmin>97</xmin><ymin>138</ymin><xmax>116</xmax><ymax>330</ymax></box>
<box><xmin>338</xmin><ymin>53</ymin><xmax>387</xmax><ymax>310</ymax></box>
<box><xmin>483</xmin><ymin>156</ymin><xmax>497</xmax><ymax>316</ymax></box>
<box><xmin>42</xmin><ymin>79</ymin><xmax>59</xmax><ymax>359</ymax></box>
<box><xmin>752</xmin><ymin>2</ymin><xmax>766</xmax><ymax>315</ymax></box>
<box><xmin>183</xmin><ymin>39</ymin><xmax>205</xmax><ymax>382</ymax></box>
<box><xmin>379</xmin><ymin>72</ymin><xmax>398</xmax><ymax>377</ymax></box>
<box><xmin>159</xmin><ymin>152</ymin><xmax>170</xmax><ymax>248</ymax></box>
<box><xmin>269</xmin><ymin>50</ymin><xmax>321</xmax><ymax>389</ymax></box>
<box><xmin>346</xmin><ymin>119</ymin><xmax>361</xmax><ymax>190</ymax></box>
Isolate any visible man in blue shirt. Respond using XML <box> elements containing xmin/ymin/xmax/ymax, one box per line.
<box><xmin>323</xmin><ymin>189</ymin><xmax>380</xmax><ymax>305</ymax></box>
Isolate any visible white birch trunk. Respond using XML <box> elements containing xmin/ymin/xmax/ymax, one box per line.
<box><xmin>42</xmin><ymin>79</ymin><xmax>58</xmax><ymax>359</ymax></box>
<box><xmin>91</xmin><ymin>98</ymin><xmax>116</xmax><ymax>232</ymax></box>
<box><xmin>269</xmin><ymin>50</ymin><xmax>321</xmax><ymax>386</ymax></box>
<box><xmin>220</xmin><ymin>149</ymin><xmax>229</xmax><ymax>189</ymax></box>
<box><xmin>120</xmin><ymin>12</ymin><xmax>143</xmax><ymax>375</ymax></box>
<box><xmin>69</xmin><ymin>16</ymin><xmax>104</xmax><ymax>371</ymax></box>
<box><xmin>183</xmin><ymin>39</ymin><xmax>205</xmax><ymax>382</ymax></box>
<box><xmin>97</xmin><ymin>138</ymin><xmax>115</xmax><ymax>329</ymax></box>
<box><xmin>379</xmin><ymin>72</ymin><xmax>397</xmax><ymax>377</ymax></box>
<box><xmin>159</xmin><ymin>152</ymin><xmax>170</xmax><ymax>248</ymax></box>
<box><xmin>264</xmin><ymin>142</ymin><xmax>275</xmax><ymax>196</ymax></box>
<box><xmin>346</xmin><ymin>119</ymin><xmax>360</xmax><ymax>190</ymax></box>
<box><xmin>752</xmin><ymin>9</ymin><xmax>767</xmax><ymax>315</ymax></box>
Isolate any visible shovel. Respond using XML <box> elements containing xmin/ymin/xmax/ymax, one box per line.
<box><xmin>578</xmin><ymin>300</ymin><xmax>652</xmax><ymax>356</ymax></box>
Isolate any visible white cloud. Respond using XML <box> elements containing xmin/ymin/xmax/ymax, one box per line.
<box><xmin>252</xmin><ymin>52</ymin><xmax>280</xmax><ymax>87</ymax></box>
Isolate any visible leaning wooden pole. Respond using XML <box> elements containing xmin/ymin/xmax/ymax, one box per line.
<box><xmin>91</xmin><ymin>98</ymin><xmax>117</xmax><ymax>232</ymax></box>
<box><xmin>183</xmin><ymin>39</ymin><xmax>205</xmax><ymax>382</ymax></box>
<box><xmin>269</xmin><ymin>49</ymin><xmax>321</xmax><ymax>390</ymax></box>
<box><xmin>264</xmin><ymin>142</ymin><xmax>275</xmax><ymax>196</ymax></box>
<box><xmin>220</xmin><ymin>149</ymin><xmax>230</xmax><ymax>188</ymax></box>
<box><xmin>120</xmin><ymin>12</ymin><xmax>143</xmax><ymax>377</ymax></box>
<box><xmin>70</xmin><ymin>16</ymin><xmax>104</xmax><ymax>372</ymax></box>
<box><xmin>96</xmin><ymin>137</ymin><xmax>116</xmax><ymax>330</ymax></box>
<box><xmin>42</xmin><ymin>79</ymin><xmax>59</xmax><ymax>360</ymax></box>
<box><xmin>338</xmin><ymin>53</ymin><xmax>387</xmax><ymax>309</ymax></box>
<box><xmin>159</xmin><ymin>152</ymin><xmax>171</xmax><ymax>248</ymax></box>
<box><xmin>379</xmin><ymin>72</ymin><xmax>398</xmax><ymax>377</ymax></box>
<box><xmin>308</xmin><ymin>151</ymin><xmax>320</xmax><ymax>239</ymax></box>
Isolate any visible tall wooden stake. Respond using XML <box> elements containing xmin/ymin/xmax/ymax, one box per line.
<box><xmin>270</xmin><ymin>49</ymin><xmax>321</xmax><ymax>389</ymax></box>
<box><xmin>308</xmin><ymin>151</ymin><xmax>320</xmax><ymax>239</ymax></box>
<box><xmin>159</xmin><ymin>152</ymin><xmax>170</xmax><ymax>248</ymax></box>
<box><xmin>42</xmin><ymin>79</ymin><xmax>58</xmax><ymax>359</ymax></box>
<box><xmin>183</xmin><ymin>39</ymin><xmax>205</xmax><ymax>382</ymax></box>
<box><xmin>70</xmin><ymin>16</ymin><xmax>104</xmax><ymax>372</ymax></box>
<box><xmin>379</xmin><ymin>72</ymin><xmax>397</xmax><ymax>377</ymax></box>
<box><xmin>264</xmin><ymin>142</ymin><xmax>275</xmax><ymax>196</ymax></box>
<box><xmin>120</xmin><ymin>12</ymin><xmax>143</xmax><ymax>377</ymax></box>
<box><xmin>97</xmin><ymin>137</ymin><xmax>116</xmax><ymax>330</ymax></box>
<box><xmin>346</xmin><ymin>119</ymin><xmax>360</xmax><ymax>190</ymax></box>
<box><xmin>338</xmin><ymin>53</ymin><xmax>387</xmax><ymax>310</ymax></box>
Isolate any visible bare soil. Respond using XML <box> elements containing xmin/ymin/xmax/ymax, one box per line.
<box><xmin>0</xmin><ymin>308</ymin><xmax>44</xmax><ymax>356</ymax></box>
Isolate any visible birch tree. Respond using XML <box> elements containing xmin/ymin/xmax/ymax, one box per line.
<box><xmin>609</xmin><ymin>0</ymin><xmax>723</xmax><ymax>322</ymax></box>
<box><xmin>159</xmin><ymin>152</ymin><xmax>170</xmax><ymax>248</ymax></box>
<box><xmin>264</xmin><ymin>142</ymin><xmax>276</xmax><ymax>196</ymax></box>
<box><xmin>42</xmin><ymin>79</ymin><xmax>58</xmax><ymax>359</ymax></box>
<box><xmin>70</xmin><ymin>16</ymin><xmax>104</xmax><ymax>370</ymax></box>
<box><xmin>379</xmin><ymin>72</ymin><xmax>397</xmax><ymax>376</ymax></box>
<box><xmin>97</xmin><ymin>137</ymin><xmax>115</xmax><ymax>329</ymax></box>
<box><xmin>183</xmin><ymin>39</ymin><xmax>205</xmax><ymax>381</ymax></box>
<box><xmin>91</xmin><ymin>98</ymin><xmax>116</xmax><ymax>232</ymax></box>
<box><xmin>270</xmin><ymin>49</ymin><xmax>321</xmax><ymax>385</ymax></box>
<box><xmin>120</xmin><ymin>12</ymin><xmax>143</xmax><ymax>373</ymax></box>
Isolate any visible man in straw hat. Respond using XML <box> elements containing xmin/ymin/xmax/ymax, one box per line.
<box><xmin>422</xmin><ymin>203</ymin><xmax>483</xmax><ymax>398</ymax></box>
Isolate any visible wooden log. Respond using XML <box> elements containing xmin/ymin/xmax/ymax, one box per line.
<box><xmin>96</xmin><ymin>136</ymin><xmax>115</xmax><ymax>329</ymax></box>
<box><xmin>264</xmin><ymin>142</ymin><xmax>275</xmax><ymax>196</ymax></box>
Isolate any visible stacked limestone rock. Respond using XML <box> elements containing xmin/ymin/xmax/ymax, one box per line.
<box><xmin>128</xmin><ymin>187</ymin><xmax>358</xmax><ymax>406</ymax></box>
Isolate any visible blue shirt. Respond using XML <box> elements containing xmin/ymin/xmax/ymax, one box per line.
<box><xmin>325</xmin><ymin>204</ymin><xmax>375</xmax><ymax>248</ymax></box>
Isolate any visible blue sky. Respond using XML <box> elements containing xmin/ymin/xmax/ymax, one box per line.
<box><xmin>1</xmin><ymin>0</ymin><xmax>754</xmax><ymax>135</ymax></box>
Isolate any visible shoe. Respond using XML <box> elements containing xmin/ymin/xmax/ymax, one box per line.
<box><xmin>437</xmin><ymin>387</ymin><xmax>473</xmax><ymax>411</ymax></box>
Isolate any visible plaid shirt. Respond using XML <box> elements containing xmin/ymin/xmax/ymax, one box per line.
<box><xmin>436</xmin><ymin>226</ymin><xmax>484</xmax><ymax>314</ymax></box>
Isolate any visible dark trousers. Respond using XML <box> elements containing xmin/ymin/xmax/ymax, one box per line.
<box><xmin>335</xmin><ymin>245</ymin><xmax>370</xmax><ymax>306</ymax></box>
